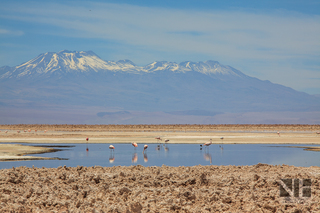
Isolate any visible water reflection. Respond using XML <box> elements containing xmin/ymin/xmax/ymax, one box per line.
<box><xmin>132</xmin><ymin>152</ymin><xmax>138</xmax><ymax>163</ymax></box>
<box><xmin>203</xmin><ymin>152</ymin><xmax>212</xmax><ymax>164</ymax></box>
<box><xmin>143</xmin><ymin>152</ymin><xmax>148</xmax><ymax>162</ymax></box>
<box><xmin>164</xmin><ymin>144</ymin><xmax>169</xmax><ymax>152</ymax></box>
<box><xmin>1</xmin><ymin>143</ymin><xmax>319</xmax><ymax>169</ymax></box>
<box><xmin>219</xmin><ymin>145</ymin><xmax>224</xmax><ymax>155</ymax></box>
<box><xmin>109</xmin><ymin>153</ymin><xmax>115</xmax><ymax>163</ymax></box>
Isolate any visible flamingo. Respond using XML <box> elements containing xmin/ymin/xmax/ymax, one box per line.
<box><xmin>109</xmin><ymin>145</ymin><xmax>115</xmax><ymax>163</ymax></box>
<box><xmin>109</xmin><ymin>145</ymin><xmax>115</xmax><ymax>150</ymax></box>
<box><xmin>5</xmin><ymin>131</ymin><xmax>8</xmax><ymax>133</ymax></box>
<box><xmin>203</xmin><ymin>139</ymin><xmax>212</xmax><ymax>149</ymax></box>
<box><xmin>220</xmin><ymin>137</ymin><xmax>224</xmax><ymax>149</ymax></box>
<box><xmin>17</xmin><ymin>130</ymin><xmax>20</xmax><ymax>133</ymax></box>
<box><xmin>86</xmin><ymin>137</ymin><xmax>89</xmax><ymax>151</ymax></box>
<box><xmin>277</xmin><ymin>132</ymin><xmax>280</xmax><ymax>137</ymax></box>
<box><xmin>44</xmin><ymin>130</ymin><xmax>47</xmax><ymax>133</ymax></box>
<box><xmin>28</xmin><ymin>129</ymin><xmax>31</xmax><ymax>132</ymax></box>
<box><xmin>143</xmin><ymin>145</ymin><xmax>148</xmax><ymax>153</ymax></box>
<box><xmin>316</xmin><ymin>132</ymin><xmax>320</xmax><ymax>134</ymax></box>
<box><xmin>132</xmin><ymin>142</ymin><xmax>138</xmax><ymax>149</ymax></box>
<box><xmin>155</xmin><ymin>137</ymin><xmax>162</xmax><ymax>144</ymax></box>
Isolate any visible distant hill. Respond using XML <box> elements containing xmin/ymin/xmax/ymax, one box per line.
<box><xmin>1</xmin><ymin>50</ymin><xmax>319</xmax><ymax>124</ymax></box>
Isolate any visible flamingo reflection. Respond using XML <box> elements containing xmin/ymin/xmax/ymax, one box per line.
<box><xmin>143</xmin><ymin>152</ymin><xmax>148</xmax><ymax>162</ymax></box>
<box><xmin>163</xmin><ymin>144</ymin><xmax>169</xmax><ymax>152</ymax></box>
<box><xmin>132</xmin><ymin>152</ymin><xmax>138</xmax><ymax>163</ymax></box>
<box><xmin>203</xmin><ymin>152</ymin><xmax>212</xmax><ymax>164</ymax></box>
<box><xmin>109</xmin><ymin>156</ymin><xmax>115</xmax><ymax>163</ymax></box>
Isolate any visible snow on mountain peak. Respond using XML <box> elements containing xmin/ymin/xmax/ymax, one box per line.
<box><xmin>0</xmin><ymin>50</ymin><xmax>244</xmax><ymax>79</ymax></box>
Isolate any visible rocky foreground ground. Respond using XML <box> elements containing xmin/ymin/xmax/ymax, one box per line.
<box><xmin>0</xmin><ymin>164</ymin><xmax>319</xmax><ymax>212</ymax></box>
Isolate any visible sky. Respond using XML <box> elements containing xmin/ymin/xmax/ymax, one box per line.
<box><xmin>0</xmin><ymin>0</ymin><xmax>320</xmax><ymax>94</ymax></box>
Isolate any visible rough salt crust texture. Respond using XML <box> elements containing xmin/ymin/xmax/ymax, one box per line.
<box><xmin>0</xmin><ymin>164</ymin><xmax>319</xmax><ymax>212</ymax></box>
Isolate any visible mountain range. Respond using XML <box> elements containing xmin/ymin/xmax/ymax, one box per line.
<box><xmin>1</xmin><ymin>50</ymin><xmax>319</xmax><ymax>124</ymax></box>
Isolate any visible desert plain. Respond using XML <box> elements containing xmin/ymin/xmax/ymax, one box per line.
<box><xmin>0</xmin><ymin>124</ymin><xmax>319</xmax><ymax>212</ymax></box>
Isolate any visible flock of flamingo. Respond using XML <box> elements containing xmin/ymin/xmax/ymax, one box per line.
<box><xmin>105</xmin><ymin>137</ymin><xmax>168</xmax><ymax>153</ymax></box>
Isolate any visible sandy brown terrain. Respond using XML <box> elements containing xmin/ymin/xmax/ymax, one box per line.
<box><xmin>1</xmin><ymin>124</ymin><xmax>319</xmax><ymax>144</ymax></box>
<box><xmin>0</xmin><ymin>164</ymin><xmax>319</xmax><ymax>212</ymax></box>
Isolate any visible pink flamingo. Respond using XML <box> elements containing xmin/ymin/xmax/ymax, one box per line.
<box><xmin>155</xmin><ymin>137</ymin><xmax>162</xmax><ymax>144</ymax></box>
<box><xmin>277</xmin><ymin>132</ymin><xmax>280</xmax><ymax>137</ymax></box>
<box><xmin>109</xmin><ymin>145</ymin><xmax>115</xmax><ymax>163</ymax></box>
<box><xmin>17</xmin><ymin>130</ymin><xmax>20</xmax><ymax>133</ymax></box>
<box><xmin>143</xmin><ymin>145</ymin><xmax>148</xmax><ymax>153</ymax></box>
<box><xmin>132</xmin><ymin>142</ymin><xmax>138</xmax><ymax>149</ymax></box>
<box><xmin>109</xmin><ymin>145</ymin><xmax>115</xmax><ymax>150</ymax></box>
<box><xmin>203</xmin><ymin>139</ymin><xmax>212</xmax><ymax>149</ymax></box>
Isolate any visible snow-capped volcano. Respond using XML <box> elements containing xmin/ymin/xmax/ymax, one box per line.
<box><xmin>1</xmin><ymin>50</ymin><xmax>140</xmax><ymax>78</ymax></box>
<box><xmin>0</xmin><ymin>50</ymin><xmax>244</xmax><ymax>79</ymax></box>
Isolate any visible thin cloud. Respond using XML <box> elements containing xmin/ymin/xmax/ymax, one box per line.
<box><xmin>1</xmin><ymin>2</ymin><xmax>319</xmax><ymax>61</ymax></box>
<box><xmin>0</xmin><ymin>28</ymin><xmax>24</xmax><ymax>36</ymax></box>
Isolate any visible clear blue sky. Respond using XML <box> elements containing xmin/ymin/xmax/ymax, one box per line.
<box><xmin>1</xmin><ymin>0</ymin><xmax>319</xmax><ymax>94</ymax></box>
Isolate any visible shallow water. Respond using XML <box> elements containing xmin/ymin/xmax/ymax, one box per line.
<box><xmin>0</xmin><ymin>143</ymin><xmax>319</xmax><ymax>169</ymax></box>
